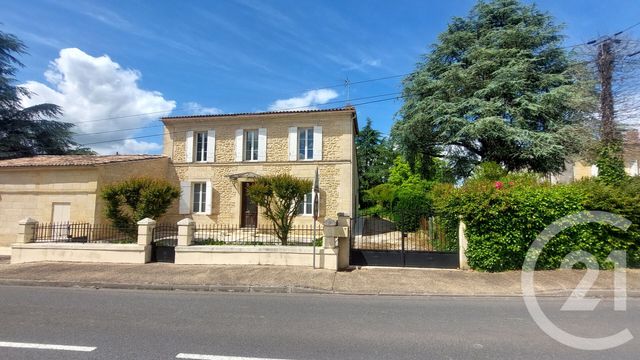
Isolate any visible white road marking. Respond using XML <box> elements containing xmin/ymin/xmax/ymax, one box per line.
<box><xmin>176</xmin><ymin>353</ymin><xmax>289</xmax><ymax>360</ymax></box>
<box><xmin>0</xmin><ymin>341</ymin><xmax>96</xmax><ymax>352</ymax></box>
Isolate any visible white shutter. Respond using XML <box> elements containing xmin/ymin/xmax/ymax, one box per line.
<box><xmin>179</xmin><ymin>181</ymin><xmax>191</xmax><ymax>215</ymax></box>
<box><xmin>207</xmin><ymin>129</ymin><xmax>216</xmax><ymax>163</ymax></box>
<box><xmin>185</xmin><ymin>131</ymin><xmax>194</xmax><ymax>163</ymax></box>
<box><xmin>205</xmin><ymin>181</ymin><xmax>212</xmax><ymax>215</ymax></box>
<box><xmin>235</xmin><ymin>129</ymin><xmax>243</xmax><ymax>162</ymax></box>
<box><xmin>591</xmin><ymin>164</ymin><xmax>599</xmax><ymax>177</ymax></box>
<box><xmin>313</xmin><ymin>126</ymin><xmax>322</xmax><ymax>161</ymax></box>
<box><xmin>630</xmin><ymin>160</ymin><xmax>639</xmax><ymax>176</ymax></box>
<box><xmin>258</xmin><ymin>128</ymin><xmax>267</xmax><ymax>161</ymax></box>
<box><xmin>288</xmin><ymin>127</ymin><xmax>298</xmax><ymax>161</ymax></box>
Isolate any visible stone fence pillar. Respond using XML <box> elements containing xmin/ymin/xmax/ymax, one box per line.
<box><xmin>177</xmin><ymin>218</ymin><xmax>195</xmax><ymax>246</ymax></box>
<box><xmin>137</xmin><ymin>218</ymin><xmax>156</xmax><ymax>246</ymax></box>
<box><xmin>323</xmin><ymin>218</ymin><xmax>338</xmax><ymax>249</ymax></box>
<box><xmin>458</xmin><ymin>218</ymin><xmax>469</xmax><ymax>270</ymax></box>
<box><xmin>16</xmin><ymin>217</ymin><xmax>38</xmax><ymax>244</ymax></box>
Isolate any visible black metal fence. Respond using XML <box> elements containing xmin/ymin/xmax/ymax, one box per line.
<box><xmin>192</xmin><ymin>224</ymin><xmax>323</xmax><ymax>246</ymax></box>
<box><xmin>32</xmin><ymin>222</ymin><xmax>137</xmax><ymax>244</ymax></box>
<box><xmin>352</xmin><ymin>216</ymin><xmax>456</xmax><ymax>252</ymax></box>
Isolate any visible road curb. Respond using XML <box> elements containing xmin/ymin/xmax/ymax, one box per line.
<box><xmin>1</xmin><ymin>278</ymin><xmax>639</xmax><ymax>298</ymax></box>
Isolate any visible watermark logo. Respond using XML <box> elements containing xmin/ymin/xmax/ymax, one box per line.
<box><xmin>521</xmin><ymin>211</ymin><xmax>633</xmax><ymax>350</ymax></box>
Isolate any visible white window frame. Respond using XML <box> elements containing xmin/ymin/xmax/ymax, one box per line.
<box><xmin>298</xmin><ymin>191</ymin><xmax>314</xmax><ymax>216</ymax></box>
<box><xmin>298</xmin><ymin>127</ymin><xmax>314</xmax><ymax>160</ymax></box>
<box><xmin>194</xmin><ymin>131</ymin><xmax>208</xmax><ymax>162</ymax></box>
<box><xmin>244</xmin><ymin>129</ymin><xmax>259</xmax><ymax>161</ymax></box>
<box><xmin>192</xmin><ymin>182</ymin><xmax>207</xmax><ymax>214</ymax></box>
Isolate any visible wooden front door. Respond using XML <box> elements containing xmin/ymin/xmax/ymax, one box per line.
<box><xmin>241</xmin><ymin>182</ymin><xmax>258</xmax><ymax>228</ymax></box>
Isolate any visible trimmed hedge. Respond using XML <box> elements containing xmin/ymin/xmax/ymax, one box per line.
<box><xmin>434</xmin><ymin>175</ymin><xmax>640</xmax><ymax>272</ymax></box>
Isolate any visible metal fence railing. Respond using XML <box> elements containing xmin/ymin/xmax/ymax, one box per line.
<box><xmin>192</xmin><ymin>224</ymin><xmax>323</xmax><ymax>246</ymax></box>
<box><xmin>352</xmin><ymin>216</ymin><xmax>457</xmax><ymax>252</ymax></box>
<box><xmin>32</xmin><ymin>222</ymin><xmax>137</xmax><ymax>244</ymax></box>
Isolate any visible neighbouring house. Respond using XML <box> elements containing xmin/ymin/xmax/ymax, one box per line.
<box><xmin>553</xmin><ymin>129</ymin><xmax>640</xmax><ymax>183</ymax></box>
<box><xmin>0</xmin><ymin>155</ymin><xmax>171</xmax><ymax>249</ymax></box>
<box><xmin>160</xmin><ymin>106</ymin><xmax>359</xmax><ymax>227</ymax></box>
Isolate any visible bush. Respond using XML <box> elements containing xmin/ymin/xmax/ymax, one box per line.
<box><xmin>392</xmin><ymin>183</ymin><xmax>432</xmax><ymax>232</ymax></box>
<box><xmin>101</xmin><ymin>177</ymin><xmax>180</xmax><ymax>235</ymax></box>
<box><xmin>434</xmin><ymin>175</ymin><xmax>640</xmax><ymax>271</ymax></box>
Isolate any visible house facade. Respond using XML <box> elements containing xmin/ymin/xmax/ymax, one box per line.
<box><xmin>555</xmin><ymin>129</ymin><xmax>640</xmax><ymax>182</ymax></box>
<box><xmin>0</xmin><ymin>155</ymin><xmax>170</xmax><ymax>248</ymax></box>
<box><xmin>161</xmin><ymin>107</ymin><xmax>359</xmax><ymax>227</ymax></box>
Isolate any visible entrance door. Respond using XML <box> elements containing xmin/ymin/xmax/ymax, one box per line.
<box><xmin>51</xmin><ymin>202</ymin><xmax>71</xmax><ymax>239</ymax></box>
<box><xmin>241</xmin><ymin>182</ymin><xmax>258</xmax><ymax>228</ymax></box>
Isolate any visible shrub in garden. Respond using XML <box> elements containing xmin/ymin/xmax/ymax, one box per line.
<box><xmin>101</xmin><ymin>177</ymin><xmax>180</xmax><ymax>236</ymax></box>
<box><xmin>247</xmin><ymin>174</ymin><xmax>312</xmax><ymax>245</ymax></box>
<box><xmin>434</xmin><ymin>175</ymin><xmax>640</xmax><ymax>271</ymax></box>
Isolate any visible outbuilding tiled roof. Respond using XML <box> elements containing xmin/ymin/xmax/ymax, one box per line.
<box><xmin>0</xmin><ymin>155</ymin><xmax>165</xmax><ymax>168</ymax></box>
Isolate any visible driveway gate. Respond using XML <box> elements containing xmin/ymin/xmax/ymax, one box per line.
<box><xmin>151</xmin><ymin>224</ymin><xmax>178</xmax><ymax>263</ymax></box>
<box><xmin>350</xmin><ymin>216</ymin><xmax>459</xmax><ymax>268</ymax></box>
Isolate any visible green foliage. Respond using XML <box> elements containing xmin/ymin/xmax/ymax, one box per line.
<box><xmin>434</xmin><ymin>175</ymin><xmax>640</xmax><ymax>271</ymax></box>
<box><xmin>393</xmin><ymin>186</ymin><xmax>432</xmax><ymax>232</ymax></box>
<box><xmin>595</xmin><ymin>142</ymin><xmax>627</xmax><ymax>185</ymax></box>
<box><xmin>247</xmin><ymin>174</ymin><xmax>312</xmax><ymax>245</ymax></box>
<box><xmin>471</xmin><ymin>161</ymin><xmax>508</xmax><ymax>181</ymax></box>
<box><xmin>392</xmin><ymin>0</ymin><xmax>595</xmax><ymax>179</ymax></box>
<box><xmin>101</xmin><ymin>177</ymin><xmax>180</xmax><ymax>234</ymax></box>
<box><xmin>0</xmin><ymin>30</ymin><xmax>93</xmax><ymax>158</ymax></box>
<box><xmin>356</xmin><ymin>118</ymin><xmax>396</xmax><ymax>207</ymax></box>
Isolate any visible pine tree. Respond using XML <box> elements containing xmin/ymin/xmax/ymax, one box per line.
<box><xmin>393</xmin><ymin>0</ymin><xmax>595</xmax><ymax>178</ymax></box>
<box><xmin>0</xmin><ymin>30</ymin><xmax>92</xmax><ymax>158</ymax></box>
<box><xmin>356</xmin><ymin>118</ymin><xmax>395</xmax><ymax>206</ymax></box>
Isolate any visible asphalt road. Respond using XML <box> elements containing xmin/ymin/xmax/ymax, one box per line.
<box><xmin>0</xmin><ymin>285</ymin><xmax>638</xmax><ymax>360</ymax></box>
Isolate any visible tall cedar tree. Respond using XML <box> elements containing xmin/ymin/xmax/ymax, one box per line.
<box><xmin>393</xmin><ymin>0</ymin><xmax>594</xmax><ymax>178</ymax></box>
<box><xmin>0</xmin><ymin>30</ymin><xmax>91</xmax><ymax>158</ymax></box>
<box><xmin>355</xmin><ymin>118</ymin><xmax>395</xmax><ymax>207</ymax></box>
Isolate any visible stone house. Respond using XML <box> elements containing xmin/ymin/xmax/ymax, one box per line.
<box><xmin>160</xmin><ymin>107</ymin><xmax>359</xmax><ymax>227</ymax></box>
<box><xmin>558</xmin><ymin>129</ymin><xmax>640</xmax><ymax>182</ymax></box>
<box><xmin>0</xmin><ymin>155</ymin><xmax>170</xmax><ymax>249</ymax></box>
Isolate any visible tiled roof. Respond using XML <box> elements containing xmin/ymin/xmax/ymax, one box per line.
<box><xmin>0</xmin><ymin>155</ymin><xmax>165</xmax><ymax>168</ymax></box>
<box><xmin>162</xmin><ymin>106</ymin><xmax>356</xmax><ymax>120</ymax></box>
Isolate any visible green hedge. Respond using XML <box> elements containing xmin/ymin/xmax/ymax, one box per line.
<box><xmin>434</xmin><ymin>175</ymin><xmax>640</xmax><ymax>271</ymax></box>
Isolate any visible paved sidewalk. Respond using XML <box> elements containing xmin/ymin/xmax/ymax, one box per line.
<box><xmin>0</xmin><ymin>260</ymin><xmax>638</xmax><ymax>297</ymax></box>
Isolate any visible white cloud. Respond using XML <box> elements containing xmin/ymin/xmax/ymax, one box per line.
<box><xmin>268</xmin><ymin>89</ymin><xmax>339</xmax><ymax>111</ymax></box>
<box><xmin>105</xmin><ymin>139</ymin><xmax>163</xmax><ymax>154</ymax></box>
<box><xmin>184</xmin><ymin>102</ymin><xmax>223</xmax><ymax>115</ymax></box>
<box><xmin>21</xmin><ymin>48</ymin><xmax>176</xmax><ymax>154</ymax></box>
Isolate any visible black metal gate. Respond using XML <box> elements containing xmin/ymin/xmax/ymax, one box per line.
<box><xmin>151</xmin><ymin>224</ymin><xmax>178</xmax><ymax>263</ymax></box>
<box><xmin>350</xmin><ymin>216</ymin><xmax>459</xmax><ymax>268</ymax></box>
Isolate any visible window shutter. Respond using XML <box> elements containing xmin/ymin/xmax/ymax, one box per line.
<box><xmin>313</xmin><ymin>126</ymin><xmax>322</xmax><ymax>161</ymax></box>
<box><xmin>207</xmin><ymin>129</ymin><xmax>216</xmax><ymax>163</ymax></box>
<box><xmin>630</xmin><ymin>160</ymin><xmax>638</xmax><ymax>176</ymax></box>
<box><xmin>235</xmin><ymin>129</ymin><xmax>243</xmax><ymax>162</ymax></box>
<box><xmin>288</xmin><ymin>127</ymin><xmax>298</xmax><ymax>161</ymax></box>
<box><xmin>185</xmin><ymin>131</ymin><xmax>194</xmax><ymax>163</ymax></box>
<box><xmin>205</xmin><ymin>181</ymin><xmax>213</xmax><ymax>215</ymax></box>
<box><xmin>258</xmin><ymin>128</ymin><xmax>267</xmax><ymax>161</ymax></box>
<box><xmin>179</xmin><ymin>181</ymin><xmax>191</xmax><ymax>215</ymax></box>
<box><xmin>591</xmin><ymin>164</ymin><xmax>599</xmax><ymax>177</ymax></box>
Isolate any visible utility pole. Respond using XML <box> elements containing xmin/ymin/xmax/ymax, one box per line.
<box><xmin>596</xmin><ymin>38</ymin><xmax>618</xmax><ymax>144</ymax></box>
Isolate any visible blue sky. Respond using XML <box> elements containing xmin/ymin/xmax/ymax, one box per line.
<box><xmin>3</xmin><ymin>0</ymin><xmax>640</xmax><ymax>153</ymax></box>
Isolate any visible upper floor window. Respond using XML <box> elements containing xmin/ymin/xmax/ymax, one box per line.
<box><xmin>298</xmin><ymin>192</ymin><xmax>313</xmax><ymax>215</ymax></box>
<box><xmin>298</xmin><ymin>128</ymin><xmax>314</xmax><ymax>160</ymax></box>
<box><xmin>192</xmin><ymin>182</ymin><xmax>207</xmax><ymax>213</ymax></box>
<box><xmin>195</xmin><ymin>131</ymin><xmax>208</xmax><ymax>162</ymax></box>
<box><xmin>244</xmin><ymin>129</ymin><xmax>259</xmax><ymax>161</ymax></box>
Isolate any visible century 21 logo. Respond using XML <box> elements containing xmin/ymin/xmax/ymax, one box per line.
<box><xmin>521</xmin><ymin>211</ymin><xmax>633</xmax><ymax>351</ymax></box>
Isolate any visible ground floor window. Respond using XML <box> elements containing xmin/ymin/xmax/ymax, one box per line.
<box><xmin>192</xmin><ymin>182</ymin><xmax>207</xmax><ymax>213</ymax></box>
<box><xmin>298</xmin><ymin>192</ymin><xmax>313</xmax><ymax>215</ymax></box>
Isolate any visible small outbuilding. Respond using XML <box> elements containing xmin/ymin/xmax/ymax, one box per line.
<box><xmin>0</xmin><ymin>155</ymin><xmax>171</xmax><ymax>250</ymax></box>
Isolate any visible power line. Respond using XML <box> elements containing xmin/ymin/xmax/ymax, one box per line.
<box><xmin>78</xmin><ymin>94</ymin><xmax>404</xmax><ymax>147</ymax></box>
<box><xmin>63</xmin><ymin>73</ymin><xmax>410</xmax><ymax>126</ymax></box>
